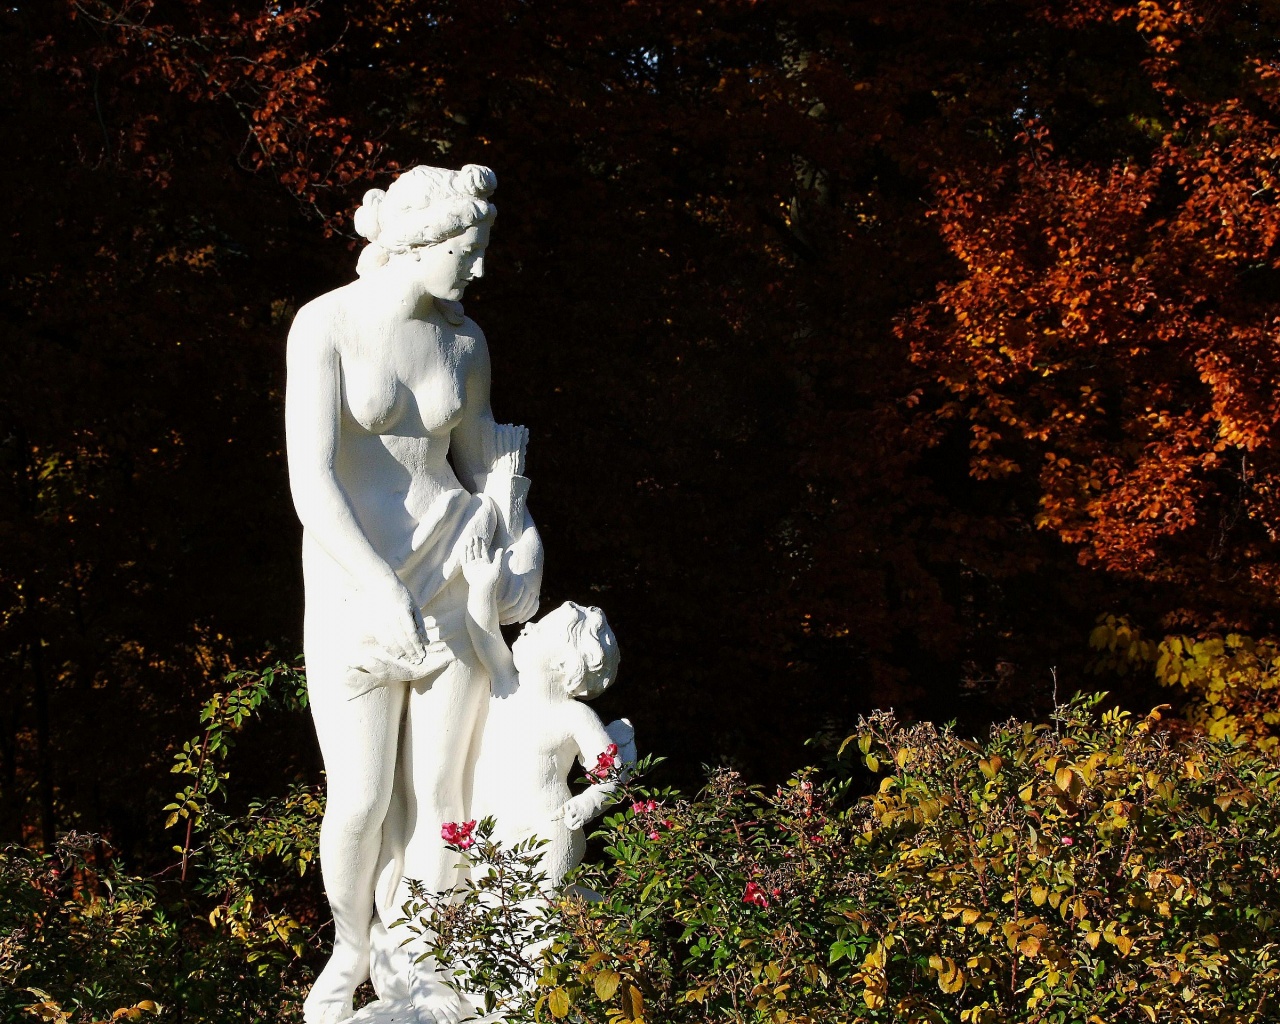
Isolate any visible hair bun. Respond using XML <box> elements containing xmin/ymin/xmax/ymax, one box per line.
<box><xmin>454</xmin><ymin>164</ymin><xmax>497</xmax><ymax>199</ymax></box>
<box><xmin>353</xmin><ymin>189</ymin><xmax>385</xmax><ymax>241</ymax></box>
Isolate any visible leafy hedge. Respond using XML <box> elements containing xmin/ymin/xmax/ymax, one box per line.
<box><xmin>5</xmin><ymin>687</ymin><xmax>1280</xmax><ymax>1023</ymax></box>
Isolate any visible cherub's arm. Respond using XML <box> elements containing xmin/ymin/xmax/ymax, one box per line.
<box><xmin>460</xmin><ymin>538</ymin><xmax>520</xmax><ymax>697</ymax></box>
<box><xmin>561</xmin><ymin>705</ymin><xmax>631</xmax><ymax>830</ymax></box>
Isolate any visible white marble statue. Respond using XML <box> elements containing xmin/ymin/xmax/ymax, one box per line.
<box><xmin>285</xmin><ymin>164</ymin><xmax>630</xmax><ymax>1024</ymax></box>
<box><xmin>286</xmin><ymin>164</ymin><xmax>545</xmax><ymax>1024</ymax></box>
<box><xmin>459</xmin><ymin>540</ymin><xmax>633</xmax><ymax>885</ymax></box>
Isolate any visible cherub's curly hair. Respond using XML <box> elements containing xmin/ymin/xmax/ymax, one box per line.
<box><xmin>555</xmin><ymin>602</ymin><xmax>620</xmax><ymax>699</ymax></box>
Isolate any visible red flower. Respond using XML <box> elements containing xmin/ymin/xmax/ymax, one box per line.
<box><xmin>590</xmin><ymin>743</ymin><xmax>620</xmax><ymax>779</ymax></box>
<box><xmin>742</xmin><ymin>881</ymin><xmax>770</xmax><ymax>908</ymax></box>
<box><xmin>631</xmin><ymin>799</ymin><xmax>658</xmax><ymax>814</ymax></box>
<box><xmin>441</xmin><ymin>820</ymin><xmax>477</xmax><ymax>850</ymax></box>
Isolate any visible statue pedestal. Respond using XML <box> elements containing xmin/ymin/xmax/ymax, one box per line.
<box><xmin>347</xmin><ymin>999</ymin><xmax>505</xmax><ymax>1024</ymax></box>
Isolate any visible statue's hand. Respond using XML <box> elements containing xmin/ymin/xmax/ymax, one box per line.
<box><xmin>358</xmin><ymin>573</ymin><xmax>429</xmax><ymax>668</ymax></box>
<box><xmin>460</xmin><ymin>536</ymin><xmax>504</xmax><ymax>598</ymax></box>
<box><xmin>561</xmin><ymin>792</ymin><xmax>598</xmax><ymax>832</ymax></box>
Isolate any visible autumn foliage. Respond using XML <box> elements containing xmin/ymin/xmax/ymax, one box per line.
<box><xmin>6</xmin><ymin>0</ymin><xmax>1280</xmax><ymax>860</ymax></box>
<box><xmin>905</xmin><ymin>5</ymin><xmax>1280</xmax><ymax>603</ymax></box>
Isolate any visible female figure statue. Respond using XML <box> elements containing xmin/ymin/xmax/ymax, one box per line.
<box><xmin>285</xmin><ymin>164</ymin><xmax>543</xmax><ymax>1024</ymax></box>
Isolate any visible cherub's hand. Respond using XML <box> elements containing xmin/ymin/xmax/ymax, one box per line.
<box><xmin>485</xmin><ymin>422</ymin><xmax>529</xmax><ymax>477</ymax></box>
<box><xmin>561</xmin><ymin>792</ymin><xmax>598</xmax><ymax>832</ymax></box>
<box><xmin>460</xmin><ymin>537</ymin><xmax>504</xmax><ymax>596</ymax></box>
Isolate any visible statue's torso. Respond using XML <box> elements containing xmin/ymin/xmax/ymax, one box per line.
<box><xmin>314</xmin><ymin>285</ymin><xmax>486</xmax><ymax>565</ymax></box>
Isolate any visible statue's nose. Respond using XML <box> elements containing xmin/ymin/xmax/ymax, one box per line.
<box><xmin>471</xmin><ymin>256</ymin><xmax>485</xmax><ymax>279</ymax></box>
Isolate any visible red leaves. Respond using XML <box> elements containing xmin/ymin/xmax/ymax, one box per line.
<box><xmin>904</xmin><ymin>13</ymin><xmax>1280</xmax><ymax>596</ymax></box>
<box><xmin>57</xmin><ymin>1</ymin><xmax>384</xmax><ymax>215</ymax></box>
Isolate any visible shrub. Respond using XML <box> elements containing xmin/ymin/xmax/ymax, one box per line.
<box><xmin>1091</xmin><ymin>614</ymin><xmax>1280</xmax><ymax>752</ymax></box>
<box><xmin>409</xmin><ymin>695</ymin><xmax>1280</xmax><ymax>1023</ymax></box>
<box><xmin>8</xmin><ymin>678</ymin><xmax>1280</xmax><ymax>1024</ymax></box>
<box><xmin>2</xmin><ymin>662</ymin><xmax>321</xmax><ymax>1024</ymax></box>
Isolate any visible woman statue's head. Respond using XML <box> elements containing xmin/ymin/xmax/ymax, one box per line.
<box><xmin>353</xmin><ymin>164</ymin><xmax>497</xmax><ymax>280</ymax></box>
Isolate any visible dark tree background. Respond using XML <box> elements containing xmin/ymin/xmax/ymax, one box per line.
<box><xmin>5</xmin><ymin>0</ymin><xmax>1280</xmax><ymax>862</ymax></box>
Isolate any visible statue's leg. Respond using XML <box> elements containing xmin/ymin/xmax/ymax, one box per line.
<box><xmin>305</xmin><ymin>671</ymin><xmax>406</xmax><ymax>1024</ymax></box>
<box><xmin>389</xmin><ymin>651</ymin><xmax>489</xmax><ymax>1024</ymax></box>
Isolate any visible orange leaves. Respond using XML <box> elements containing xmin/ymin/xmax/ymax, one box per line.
<box><xmin>902</xmin><ymin>8</ymin><xmax>1280</xmax><ymax>596</ymax></box>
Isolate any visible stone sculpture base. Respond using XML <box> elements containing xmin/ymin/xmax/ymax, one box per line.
<box><xmin>346</xmin><ymin>999</ymin><xmax>505</xmax><ymax>1024</ymax></box>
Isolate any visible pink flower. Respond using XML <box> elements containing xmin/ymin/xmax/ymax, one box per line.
<box><xmin>590</xmin><ymin>743</ymin><xmax>620</xmax><ymax>779</ymax></box>
<box><xmin>742</xmin><ymin>881</ymin><xmax>769</xmax><ymax>908</ymax></box>
<box><xmin>648</xmin><ymin>830</ymin><xmax>660</xmax><ymax>840</ymax></box>
<box><xmin>441</xmin><ymin>820</ymin><xmax>477</xmax><ymax>850</ymax></box>
<box><xmin>631</xmin><ymin>799</ymin><xmax>658</xmax><ymax>814</ymax></box>
<box><xmin>1061</xmin><ymin>836</ymin><xmax>1074</xmax><ymax>846</ymax></box>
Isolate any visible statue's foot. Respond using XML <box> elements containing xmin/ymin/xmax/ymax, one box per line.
<box><xmin>304</xmin><ymin>944</ymin><xmax>369</xmax><ymax>1024</ymax></box>
<box><xmin>408</xmin><ymin>963</ymin><xmax>468</xmax><ymax>1024</ymax></box>
<box><xmin>303</xmin><ymin>992</ymin><xmax>354</xmax><ymax>1024</ymax></box>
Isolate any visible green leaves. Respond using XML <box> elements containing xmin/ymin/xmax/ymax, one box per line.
<box><xmin>11</xmin><ymin>688</ymin><xmax>1280</xmax><ymax>1023</ymax></box>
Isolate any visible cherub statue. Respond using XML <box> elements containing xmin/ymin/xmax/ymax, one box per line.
<box><xmin>459</xmin><ymin>538</ymin><xmax>634</xmax><ymax>886</ymax></box>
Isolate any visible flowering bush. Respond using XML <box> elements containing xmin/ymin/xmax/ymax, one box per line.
<box><xmin>402</xmin><ymin>695</ymin><xmax>1280</xmax><ymax>1023</ymax></box>
<box><xmin>441</xmin><ymin>821</ymin><xmax>478</xmax><ymax>850</ymax></box>
<box><xmin>7</xmin><ymin>676</ymin><xmax>1280</xmax><ymax>1024</ymax></box>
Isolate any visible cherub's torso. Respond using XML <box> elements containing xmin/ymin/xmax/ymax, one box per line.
<box><xmin>472</xmin><ymin>694</ymin><xmax>581</xmax><ymax>828</ymax></box>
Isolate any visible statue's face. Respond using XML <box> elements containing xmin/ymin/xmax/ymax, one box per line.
<box><xmin>512</xmin><ymin>601</ymin><xmax>582</xmax><ymax>683</ymax></box>
<box><xmin>417</xmin><ymin>222</ymin><xmax>490</xmax><ymax>301</ymax></box>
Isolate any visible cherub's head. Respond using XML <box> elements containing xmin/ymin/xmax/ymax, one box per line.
<box><xmin>512</xmin><ymin>601</ymin><xmax>619</xmax><ymax>699</ymax></box>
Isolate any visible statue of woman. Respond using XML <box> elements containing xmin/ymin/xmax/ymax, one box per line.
<box><xmin>285</xmin><ymin>164</ymin><xmax>543</xmax><ymax>1024</ymax></box>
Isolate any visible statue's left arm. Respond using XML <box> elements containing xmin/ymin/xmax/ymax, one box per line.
<box><xmin>450</xmin><ymin>326</ymin><xmax>544</xmax><ymax>625</ymax></box>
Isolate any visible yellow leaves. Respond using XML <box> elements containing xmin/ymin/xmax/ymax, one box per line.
<box><xmin>929</xmin><ymin>954</ymin><xmax>966</xmax><ymax>993</ymax></box>
<box><xmin>856</xmin><ymin>942</ymin><xmax>889</xmax><ymax>1009</ymax></box>
<box><xmin>22</xmin><ymin>996</ymin><xmax>73</xmax><ymax>1024</ymax></box>
<box><xmin>1002</xmin><ymin>919</ymin><xmax>1049</xmax><ymax>959</ymax></box>
<box><xmin>155</xmin><ymin>243</ymin><xmax>219</xmax><ymax>272</ymax></box>
<box><xmin>24</xmin><ymin>997</ymin><xmax>159</xmax><ymax>1024</ymax></box>
<box><xmin>595</xmin><ymin>969</ymin><xmax>622</xmax><ymax>1001</ymax></box>
<box><xmin>110</xmin><ymin>1004</ymin><xmax>160</xmax><ymax>1022</ymax></box>
<box><xmin>682</xmin><ymin>985</ymin><xmax>711</xmax><ymax>1005</ymax></box>
<box><xmin>546</xmin><ymin>987</ymin><xmax>571</xmax><ymax>1018</ymax></box>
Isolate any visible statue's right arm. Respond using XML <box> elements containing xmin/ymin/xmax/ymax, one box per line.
<box><xmin>284</xmin><ymin>305</ymin><xmax>429</xmax><ymax>666</ymax></box>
